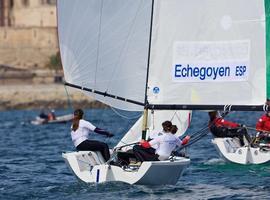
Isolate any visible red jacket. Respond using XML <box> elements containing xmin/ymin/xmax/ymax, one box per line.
<box><xmin>212</xmin><ymin>117</ymin><xmax>239</xmax><ymax>128</ymax></box>
<box><xmin>256</xmin><ymin>114</ymin><xmax>270</xmax><ymax>132</ymax></box>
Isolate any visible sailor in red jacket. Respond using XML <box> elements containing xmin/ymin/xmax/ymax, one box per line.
<box><xmin>255</xmin><ymin>112</ymin><xmax>270</xmax><ymax>143</ymax></box>
<box><xmin>256</xmin><ymin>111</ymin><xmax>270</xmax><ymax>132</ymax></box>
<box><xmin>208</xmin><ymin>111</ymin><xmax>251</xmax><ymax>146</ymax></box>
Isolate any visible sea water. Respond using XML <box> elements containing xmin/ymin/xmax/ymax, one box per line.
<box><xmin>0</xmin><ymin>109</ymin><xmax>269</xmax><ymax>200</ymax></box>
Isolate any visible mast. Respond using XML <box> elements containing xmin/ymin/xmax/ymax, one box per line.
<box><xmin>141</xmin><ymin>0</ymin><xmax>155</xmax><ymax>140</ymax></box>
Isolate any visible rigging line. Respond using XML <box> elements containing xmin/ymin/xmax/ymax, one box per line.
<box><xmin>189</xmin><ymin>128</ymin><xmax>209</xmax><ymax>140</ymax></box>
<box><xmin>185</xmin><ymin>121</ymin><xmax>210</xmax><ymax>138</ymax></box>
<box><xmin>94</xmin><ymin>0</ymin><xmax>104</xmax><ymax>95</ymax></box>
<box><xmin>105</xmin><ymin>0</ymin><xmax>143</xmax><ymax>91</ymax></box>
<box><xmin>109</xmin><ymin>106</ymin><xmax>142</xmax><ymax>120</ymax></box>
<box><xmin>188</xmin><ymin>128</ymin><xmax>209</xmax><ymax>141</ymax></box>
<box><xmin>188</xmin><ymin>127</ymin><xmax>209</xmax><ymax>140</ymax></box>
<box><xmin>179</xmin><ymin>111</ymin><xmax>233</xmax><ymax>150</ymax></box>
<box><xmin>178</xmin><ymin>129</ymin><xmax>209</xmax><ymax>150</ymax></box>
<box><xmin>64</xmin><ymin>84</ymin><xmax>74</xmax><ymax>111</ymax></box>
<box><xmin>245</xmin><ymin>126</ymin><xmax>270</xmax><ymax>134</ymax></box>
<box><xmin>169</xmin><ymin>111</ymin><xmax>178</xmax><ymax>122</ymax></box>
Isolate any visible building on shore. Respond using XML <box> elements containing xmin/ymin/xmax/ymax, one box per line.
<box><xmin>0</xmin><ymin>0</ymin><xmax>57</xmax><ymax>27</ymax></box>
<box><xmin>0</xmin><ymin>0</ymin><xmax>61</xmax><ymax>84</ymax></box>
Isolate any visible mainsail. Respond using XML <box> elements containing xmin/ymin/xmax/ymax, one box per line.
<box><xmin>58</xmin><ymin>0</ymin><xmax>268</xmax><ymax>112</ymax></box>
<box><xmin>147</xmin><ymin>0</ymin><xmax>266</xmax><ymax>109</ymax></box>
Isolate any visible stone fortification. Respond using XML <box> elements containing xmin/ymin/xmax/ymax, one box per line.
<box><xmin>0</xmin><ymin>27</ymin><xmax>58</xmax><ymax>69</ymax></box>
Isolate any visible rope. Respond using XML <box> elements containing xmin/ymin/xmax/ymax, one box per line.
<box><xmin>178</xmin><ymin>110</ymin><xmax>231</xmax><ymax>151</ymax></box>
<box><xmin>64</xmin><ymin>84</ymin><xmax>74</xmax><ymax>111</ymax></box>
<box><xmin>245</xmin><ymin>126</ymin><xmax>270</xmax><ymax>135</ymax></box>
<box><xmin>110</xmin><ymin>106</ymin><xmax>142</xmax><ymax>120</ymax></box>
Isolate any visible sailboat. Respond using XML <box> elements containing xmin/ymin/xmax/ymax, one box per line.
<box><xmin>57</xmin><ymin>0</ymin><xmax>192</xmax><ymax>185</ymax></box>
<box><xmin>58</xmin><ymin>0</ymin><xmax>270</xmax><ymax>183</ymax></box>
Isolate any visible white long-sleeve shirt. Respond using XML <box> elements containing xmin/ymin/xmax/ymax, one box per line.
<box><xmin>148</xmin><ymin>130</ymin><xmax>166</xmax><ymax>149</ymax></box>
<box><xmin>71</xmin><ymin>119</ymin><xmax>96</xmax><ymax>147</ymax></box>
<box><xmin>149</xmin><ymin>132</ymin><xmax>182</xmax><ymax>160</ymax></box>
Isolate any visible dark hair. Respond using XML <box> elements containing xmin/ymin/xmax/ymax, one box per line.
<box><xmin>72</xmin><ymin>109</ymin><xmax>84</xmax><ymax>131</ymax></box>
<box><xmin>162</xmin><ymin>120</ymin><xmax>172</xmax><ymax>132</ymax></box>
<box><xmin>171</xmin><ymin>125</ymin><xmax>178</xmax><ymax>134</ymax></box>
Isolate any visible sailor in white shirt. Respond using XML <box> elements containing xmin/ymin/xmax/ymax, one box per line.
<box><xmin>71</xmin><ymin>109</ymin><xmax>114</xmax><ymax>161</ymax></box>
<box><xmin>147</xmin><ymin>120</ymin><xmax>173</xmax><ymax>150</ymax></box>
<box><xmin>149</xmin><ymin>131</ymin><xmax>182</xmax><ymax>160</ymax></box>
<box><xmin>133</xmin><ymin>124</ymin><xmax>190</xmax><ymax>161</ymax></box>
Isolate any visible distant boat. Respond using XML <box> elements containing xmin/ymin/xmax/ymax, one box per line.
<box><xmin>31</xmin><ymin>114</ymin><xmax>73</xmax><ymax>125</ymax></box>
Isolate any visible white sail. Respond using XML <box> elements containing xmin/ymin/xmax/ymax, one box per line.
<box><xmin>58</xmin><ymin>0</ymin><xmax>152</xmax><ymax>111</ymax></box>
<box><xmin>59</xmin><ymin>0</ymin><xmax>266</xmax><ymax>109</ymax></box>
<box><xmin>147</xmin><ymin>0</ymin><xmax>266</xmax><ymax>106</ymax></box>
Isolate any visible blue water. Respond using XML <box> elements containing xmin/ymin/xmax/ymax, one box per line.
<box><xmin>0</xmin><ymin>109</ymin><xmax>269</xmax><ymax>200</ymax></box>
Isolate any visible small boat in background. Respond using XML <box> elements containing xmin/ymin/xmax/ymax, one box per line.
<box><xmin>31</xmin><ymin>110</ymin><xmax>73</xmax><ymax>125</ymax></box>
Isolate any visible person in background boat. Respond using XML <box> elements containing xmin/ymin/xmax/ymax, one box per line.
<box><xmin>133</xmin><ymin>124</ymin><xmax>190</xmax><ymax>162</ymax></box>
<box><xmin>208</xmin><ymin>111</ymin><xmax>252</xmax><ymax>146</ymax></box>
<box><xmin>48</xmin><ymin>110</ymin><xmax>56</xmax><ymax>121</ymax></box>
<box><xmin>71</xmin><ymin>108</ymin><xmax>114</xmax><ymax>162</ymax></box>
<box><xmin>255</xmin><ymin>111</ymin><xmax>270</xmax><ymax>144</ymax></box>
<box><xmin>39</xmin><ymin>109</ymin><xmax>48</xmax><ymax>120</ymax></box>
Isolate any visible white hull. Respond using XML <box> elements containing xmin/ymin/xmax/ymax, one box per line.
<box><xmin>62</xmin><ymin>151</ymin><xmax>190</xmax><ymax>185</ymax></box>
<box><xmin>212</xmin><ymin>138</ymin><xmax>270</xmax><ymax>165</ymax></box>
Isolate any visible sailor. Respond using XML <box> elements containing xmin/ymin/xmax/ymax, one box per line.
<box><xmin>115</xmin><ymin>121</ymin><xmax>175</xmax><ymax>166</ymax></box>
<box><xmin>255</xmin><ymin>111</ymin><xmax>270</xmax><ymax>144</ymax></box>
<box><xmin>70</xmin><ymin>108</ymin><xmax>114</xmax><ymax>161</ymax></box>
<box><xmin>148</xmin><ymin>120</ymin><xmax>172</xmax><ymax>140</ymax></box>
<box><xmin>48</xmin><ymin>109</ymin><xmax>56</xmax><ymax>121</ymax></box>
<box><xmin>208</xmin><ymin>111</ymin><xmax>252</xmax><ymax>146</ymax></box>
<box><xmin>133</xmin><ymin>124</ymin><xmax>190</xmax><ymax>162</ymax></box>
<box><xmin>39</xmin><ymin>109</ymin><xmax>48</xmax><ymax>120</ymax></box>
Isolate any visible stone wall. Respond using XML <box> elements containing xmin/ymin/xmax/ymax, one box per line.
<box><xmin>11</xmin><ymin>0</ymin><xmax>57</xmax><ymax>27</ymax></box>
<box><xmin>0</xmin><ymin>27</ymin><xmax>58</xmax><ymax>69</ymax></box>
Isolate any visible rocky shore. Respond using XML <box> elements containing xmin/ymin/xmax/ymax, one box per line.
<box><xmin>0</xmin><ymin>83</ymin><xmax>106</xmax><ymax>111</ymax></box>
